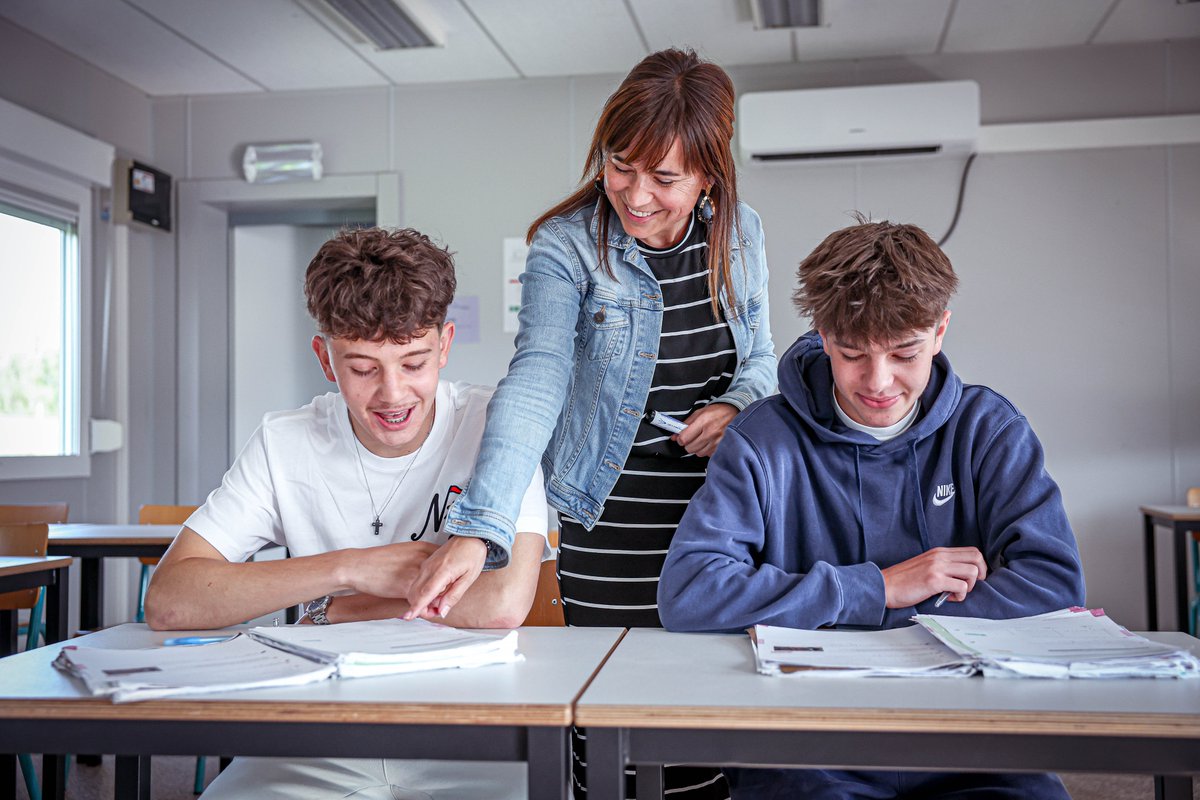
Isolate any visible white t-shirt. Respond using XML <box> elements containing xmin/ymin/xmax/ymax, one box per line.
<box><xmin>187</xmin><ymin>380</ymin><xmax>550</xmax><ymax>563</ymax></box>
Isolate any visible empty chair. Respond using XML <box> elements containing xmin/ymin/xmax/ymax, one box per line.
<box><xmin>523</xmin><ymin>530</ymin><xmax>564</xmax><ymax>627</ymax></box>
<box><xmin>0</xmin><ymin>521</ymin><xmax>52</xmax><ymax>800</ymax></box>
<box><xmin>134</xmin><ymin>504</ymin><xmax>197</xmax><ymax>623</ymax></box>
<box><xmin>0</xmin><ymin>503</ymin><xmax>68</xmax><ymax>650</ymax></box>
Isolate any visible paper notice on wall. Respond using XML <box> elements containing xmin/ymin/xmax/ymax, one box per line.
<box><xmin>447</xmin><ymin>296</ymin><xmax>480</xmax><ymax>344</ymax></box>
<box><xmin>503</xmin><ymin>238</ymin><xmax>528</xmax><ymax>333</ymax></box>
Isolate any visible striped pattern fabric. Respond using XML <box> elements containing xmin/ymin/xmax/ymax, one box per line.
<box><xmin>559</xmin><ymin>216</ymin><xmax>732</xmax><ymax>799</ymax></box>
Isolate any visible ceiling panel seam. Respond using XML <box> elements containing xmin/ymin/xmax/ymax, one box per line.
<box><xmin>119</xmin><ymin>0</ymin><xmax>268</xmax><ymax>92</ymax></box>
<box><xmin>294</xmin><ymin>0</ymin><xmax>395</xmax><ymax>87</ymax></box>
<box><xmin>622</xmin><ymin>0</ymin><xmax>651</xmax><ymax>55</ymax></box>
<box><xmin>1087</xmin><ymin>0</ymin><xmax>1123</xmax><ymax>45</ymax></box>
<box><xmin>457</xmin><ymin>0</ymin><xmax>525</xmax><ymax>79</ymax></box>
<box><xmin>935</xmin><ymin>0</ymin><xmax>959</xmax><ymax>55</ymax></box>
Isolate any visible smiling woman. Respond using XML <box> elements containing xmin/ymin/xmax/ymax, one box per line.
<box><xmin>420</xmin><ymin>48</ymin><xmax>779</xmax><ymax>800</ymax></box>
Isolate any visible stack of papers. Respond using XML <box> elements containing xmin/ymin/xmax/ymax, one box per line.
<box><xmin>54</xmin><ymin>619</ymin><xmax>521</xmax><ymax>702</ymax></box>
<box><xmin>752</xmin><ymin>624</ymin><xmax>975</xmax><ymax>677</ymax></box>
<box><xmin>753</xmin><ymin>608</ymin><xmax>1200</xmax><ymax>680</ymax></box>
<box><xmin>913</xmin><ymin>608</ymin><xmax>1200</xmax><ymax>679</ymax></box>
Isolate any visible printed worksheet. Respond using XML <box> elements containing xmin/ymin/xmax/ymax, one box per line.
<box><xmin>752</xmin><ymin>624</ymin><xmax>973</xmax><ymax>677</ymax></box>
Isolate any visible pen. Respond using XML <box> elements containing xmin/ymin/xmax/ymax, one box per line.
<box><xmin>933</xmin><ymin>591</ymin><xmax>951</xmax><ymax>608</ymax></box>
<box><xmin>162</xmin><ymin>635</ymin><xmax>234</xmax><ymax>646</ymax></box>
<box><xmin>643</xmin><ymin>410</ymin><xmax>688</xmax><ymax>435</ymax></box>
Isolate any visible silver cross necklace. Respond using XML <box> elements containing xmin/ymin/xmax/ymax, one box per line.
<box><xmin>352</xmin><ymin>433</ymin><xmax>425</xmax><ymax>536</ymax></box>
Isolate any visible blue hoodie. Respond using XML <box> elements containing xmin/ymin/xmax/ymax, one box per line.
<box><xmin>658</xmin><ymin>331</ymin><xmax>1085</xmax><ymax>633</ymax></box>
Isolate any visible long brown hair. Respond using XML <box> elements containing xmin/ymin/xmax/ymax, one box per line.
<box><xmin>526</xmin><ymin>48</ymin><xmax>741</xmax><ymax>318</ymax></box>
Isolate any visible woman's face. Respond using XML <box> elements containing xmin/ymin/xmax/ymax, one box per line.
<box><xmin>603</xmin><ymin>138</ymin><xmax>707</xmax><ymax>249</ymax></box>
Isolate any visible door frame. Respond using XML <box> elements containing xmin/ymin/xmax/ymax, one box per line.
<box><xmin>175</xmin><ymin>174</ymin><xmax>400</xmax><ymax>502</ymax></box>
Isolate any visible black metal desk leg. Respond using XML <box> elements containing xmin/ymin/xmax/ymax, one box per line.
<box><xmin>46</xmin><ymin>566</ymin><xmax>68</xmax><ymax>644</ymax></box>
<box><xmin>1171</xmin><ymin>522</ymin><xmax>1189</xmax><ymax>633</ymax></box>
<box><xmin>1155</xmin><ymin>775</ymin><xmax>1193</xmax><ymax>800</ymax></box>
<box><xmin>587</xmin><ymin>728</ymin><xmax>627</xmax><ymax>800</ymax></box>
<box><xmin>527</xmin><ymin>726</ymin><xmax>569</xmax><ymax>800</ymax></box>
<box><xmin>2</xmin><ymin>753</ymin><xmax>15</xmax><ymax>800</ymax></box>
<box><xmin>635</xmin><ymin>764</ymin><xmax>664</xmax><ymax>800</ymax></box>
<box><xmin>77</xmin><ymin>561</ymin><xmax>104</xmax><ymax>767</ymax></box>
<box><xmin>42</xmin><ymin>754</ymin><xmax>67</xmax><ymax>800</ymax></box>
<box><xmin>1144</xmin><ymin>515</ymin><xmax>1158</xmax><ymax>630</ymax></box>
<box><xmin>115</xmin><ymin>754</ymin><xmax>151</xmax><ymax>800</ymax></box>
<box><xmin>0</xmin><ymin>611</ymin><xmax>16</xmax><ymax>657</ymax></box>
<box><xmin>80</xmin><ymin>557</ymin><xmax>105</xmax><ymax>632</ymax></box>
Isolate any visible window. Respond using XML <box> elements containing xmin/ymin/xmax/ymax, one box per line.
<box><xmin>0</xmin><ymin>154</ymin><xmax>92</xmax><ymax>480</ymax></box>
<box><xmin>0</xmin><ymin>201</ymin><xmax>80</xmax><ymax>458</ymax></box>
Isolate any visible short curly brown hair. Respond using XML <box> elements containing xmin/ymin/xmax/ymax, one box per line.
<box><xmin>794</xmin><ymin>217</ymin><xmax>958</xmax><ymax>343</ymax></box>
<box><xmin>304</xmin><ymin>227</ymin><xmax>456</xmax><ymax>342</ymax></box>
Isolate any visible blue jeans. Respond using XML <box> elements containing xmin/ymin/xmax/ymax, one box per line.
<box><xmin>725</xmin><ymin>768</ymin><xmax>1070</xmax><ymax>799</ymax></box>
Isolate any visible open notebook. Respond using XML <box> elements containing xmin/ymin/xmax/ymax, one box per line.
<box><xmin>753</xmin><ymin>608</ymin><xmax>1200</xmax><ymax>679</ymax></box>
<box><xmin>53</xmin><ymin>619</ymin><xmax>521</xmax><ymax>703</ymax></box>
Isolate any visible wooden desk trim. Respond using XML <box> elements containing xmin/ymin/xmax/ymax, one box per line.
<box><xmin>574</xmin><ymin>704</ymin><xmax>1200</xmax><ymax>737</ymax></box>
<box><xmin>46</xmin><ymin>534</ymin><xmax>176</xmax><ymax>546</ymax></box>
<box><xmin>0</xmin><ymin>698</ymin><xmax>572</xmax><ymax>726</ymax></box>
<box><xmin>0</xmin><ymin>556</ymin><xmax>73</xmax><ymax>578</ymax></box>
<box><xmin>1140</xmin><ymin>505</ymin><xmax>1200</xmax><ymax>522</ymax></box>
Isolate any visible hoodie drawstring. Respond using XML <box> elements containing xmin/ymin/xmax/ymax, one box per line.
<box><xmin>909</xmin><ymin>443</ymin><xmax>933</xmax><ymax>551</ymax></box>
<box><xmin>854</xmin><ymin>446</ymin><xmax>868</xmax><ymax>557</ymax></box>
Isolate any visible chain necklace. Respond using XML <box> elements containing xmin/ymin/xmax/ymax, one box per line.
<box><xmin>352</xmin><ymin>433</ymin><xmax>425</xmax><ymax>536</ymax></box>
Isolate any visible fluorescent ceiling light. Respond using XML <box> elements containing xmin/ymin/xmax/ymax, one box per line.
<box><xmin>322</xmin><ymin>0</ymin><xmax>443</xmax><ymax>49</ymax></box>
<box><xmin>751</xmin><ymin>0</ymin><xmax>823</xmax><ymax>29</ymax></box>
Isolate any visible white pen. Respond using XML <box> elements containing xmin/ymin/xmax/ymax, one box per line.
<box><xmin>933</xmin><ymin>591</ymin><xmax>951</xmax><ymax>608</ymax></box>
<box><xmin>643</xmin><ymin>410</ymin><xmax>688</xmax><ymax>435</ymax></box>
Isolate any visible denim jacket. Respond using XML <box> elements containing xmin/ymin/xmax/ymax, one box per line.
<box><xmin>445</xmin><ymin>199</ymin><xmax>777</xmax><ymax>565</ymax></box>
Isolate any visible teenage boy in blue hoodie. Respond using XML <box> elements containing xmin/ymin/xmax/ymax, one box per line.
<box><xmin>658</xmin><ymin>218</ymin><xmax>1085</xmax><ymax>799</ymax></box>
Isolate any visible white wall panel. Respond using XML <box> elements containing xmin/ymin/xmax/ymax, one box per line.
<box><xmin>186</xmin><ymin>89</ymin><xmax>391</xmax><ymax>180</ymax></box>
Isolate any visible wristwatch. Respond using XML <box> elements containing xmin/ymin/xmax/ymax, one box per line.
<box><xmin>304</xmin><ymin>595</ymin><xmax>333</xmax><ymax>625</ymax></box>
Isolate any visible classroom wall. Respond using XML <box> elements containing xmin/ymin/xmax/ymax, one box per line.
<box><xmin>0</xmin><ymin>15</ymin><xmax>1196</xmax><ymax>629</ymax></box>
<box><xmin>0</xmin><ymin>16</ymin><xmax>174</xmax><ymax>535</ymax></box>
<box><xmin>0</xmin><ymin>17</ymin><xmax>172</xmax><ymax>625</ymax></box>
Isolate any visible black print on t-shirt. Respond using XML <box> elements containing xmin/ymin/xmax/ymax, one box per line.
<box><xmin>409</xmin><ymin>485</ymin><xmax>464</xmax><ymax>541</ymax></box>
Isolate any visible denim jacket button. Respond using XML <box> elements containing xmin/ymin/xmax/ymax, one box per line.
<box><xmin>593</xmin><ymin>309</ymin><xmax>605</xmax><ymax>324</ymax></box>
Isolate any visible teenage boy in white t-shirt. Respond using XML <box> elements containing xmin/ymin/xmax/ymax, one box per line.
<box><xmin>146</xmin><ymin>227</ymin><xmax>550</xmax><ymax>800</ymax></box>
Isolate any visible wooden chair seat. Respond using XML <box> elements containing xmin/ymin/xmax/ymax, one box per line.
<box><xmin>0</xmin><ymin>523</ymin><xmax>50</xmax><ymax>610</ymax></box>
<box><xmin>523</xmin><ymin>529</ymin><xmax>564</xmax><ymax>627</ymax></box>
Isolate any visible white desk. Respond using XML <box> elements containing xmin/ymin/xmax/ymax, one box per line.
<box><xmin>47</xmin><ymin>524</ymin><xmax>180</xmax><ymax>630</ymax></box>
<box><xmin>0</xmin><ymin>556</ymin><xmax>71</xmax><ymax>656</ymax></box>
<box><xmin>576</xmin><ymin>629</ymin><xmax>1200</xmax><ymax>800</ymax></box>
<box><xmin>0</xmin><ymin>623</ymin><xmax>624</xmax><ymax>800</ymax></box>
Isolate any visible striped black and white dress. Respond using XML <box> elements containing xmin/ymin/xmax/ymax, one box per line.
<box><xmin>559</xmin><ymin>216</ymin><xmax>734</xmax><ymax>800</ymax></box>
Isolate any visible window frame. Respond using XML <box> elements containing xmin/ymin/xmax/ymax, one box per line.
<box><xmin>0</xmin><ymin>153</ymin><xmax>92</xmax><ymax>480</ymax></box>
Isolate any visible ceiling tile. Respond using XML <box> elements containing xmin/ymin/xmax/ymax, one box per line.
<box><xmin>461</xmin><ymin>0</ymin><xmax>646</xmax><ymax>78</ymax></box>
<box><xmin>321</xmin><ymin>0</ymin><xmax>520</xmax><ymax>84</ymax></box>
<box><xmin>124</xmin><ymin>0</ymin><xmax>389</xmax><ymax>92</ymax></box>
<box><xmin>793</xmin><ymin>0</ymin><xmax>953</xmax><ymax>61</ymax></box>
<box><xmin>629</xmin><ymin>0</ymin><xmax>792</xmax><ymax>67</ymax></box>
<box><xmin>1092</xmin><ymin>0</ymin><xmax>1200</xmax><ymax>44</ymax></box>
<box><xmin>0</xmin><ymin>0</ymin><xmax>261</xmax><ymax>95</ymax></box>
<box><xmin>943</xmin><ymin>0</ymin><xmax>1113</xmax><ymax>53</ymax></box>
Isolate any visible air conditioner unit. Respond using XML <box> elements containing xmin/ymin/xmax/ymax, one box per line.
<box><xmin>737</xmin><ymin>80</ymin><xmax>979</xmax><ymax>164</ymax></box>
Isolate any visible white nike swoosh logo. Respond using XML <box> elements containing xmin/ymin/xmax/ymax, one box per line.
<box><xmin>932</xmin><ymin>493</ymin><xmax>955</xmax><ymax>507</ymax></box>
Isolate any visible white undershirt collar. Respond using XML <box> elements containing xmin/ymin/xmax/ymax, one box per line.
<box><xmin>832</xmin><ymin>387</ymin><xmax>920</xmax><ymax>442</ymax></box>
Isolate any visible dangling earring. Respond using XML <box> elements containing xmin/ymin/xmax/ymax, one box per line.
<box><xmin>593</xmin><ymin>173</ymin><xmax>605</xmax><ymax>194</ymax></box>
<box><xmin>695</xmin><ymin>189</ymin><xmax>714</xmax><ymax>225</ymax></box>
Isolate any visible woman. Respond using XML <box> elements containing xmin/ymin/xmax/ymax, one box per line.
<box><xmin>432</xmin><ymin>48</ymin><xmax>776</xmax><ymax>798</ymax></box>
